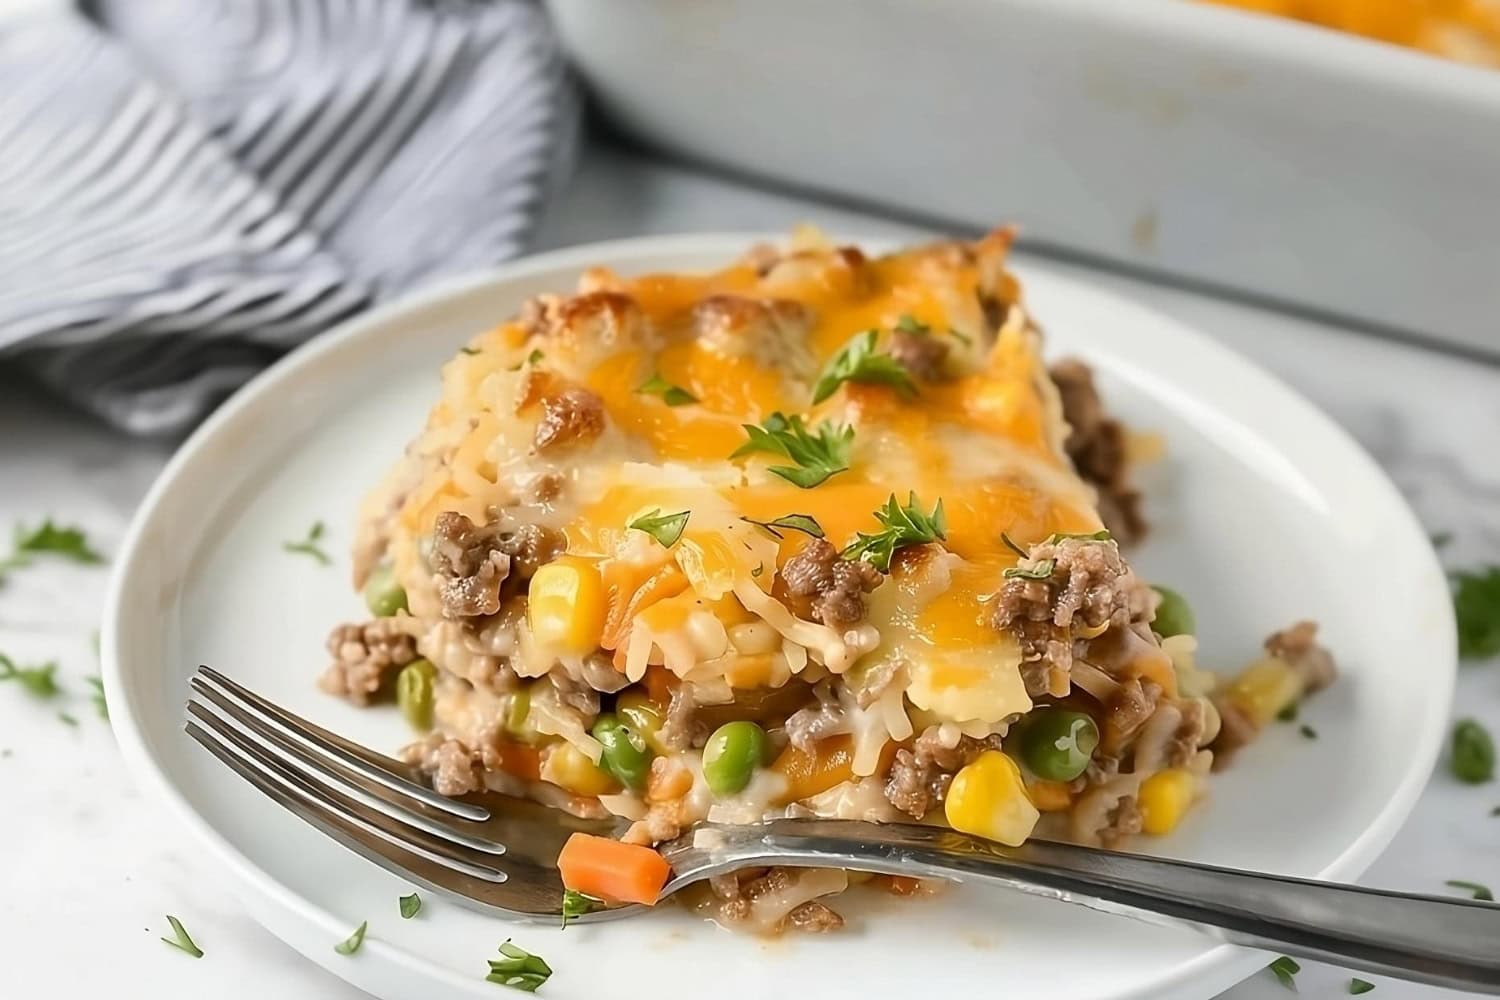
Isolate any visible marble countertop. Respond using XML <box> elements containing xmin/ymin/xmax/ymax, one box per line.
<box><xmin>3</xmin><ymin>141</ymin><xmax>1498</xmax><ymax>999</ymax></box>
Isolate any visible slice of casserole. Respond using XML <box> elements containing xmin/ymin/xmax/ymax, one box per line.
<box><xmin>321</xmin><ymin>229</ymin><xmax>1331</xmax><ymax>925</ymax></box>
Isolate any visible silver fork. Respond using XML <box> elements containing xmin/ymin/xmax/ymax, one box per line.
<box><xmin>185</xmin><ymin>665</ymin><xmax>1500</xmax><ymax>993</ymax></box>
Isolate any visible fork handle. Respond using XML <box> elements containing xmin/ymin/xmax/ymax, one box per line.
<box><xmin>674</xmin><ymin>819</ymin><xmax>1500</xmax><ymax>993</ymax></box>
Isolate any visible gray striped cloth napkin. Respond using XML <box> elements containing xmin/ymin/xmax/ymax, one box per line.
<box><xmin>0</xmin><ymin>0</ymin><xmax>578</xmax><ymax>434</ymax></box>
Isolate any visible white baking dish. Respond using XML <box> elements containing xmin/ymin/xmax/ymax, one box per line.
<box><xmin>547</xmin><ymin>0</ymin><xmax>1500</xmax><ymax>357</ymax></box>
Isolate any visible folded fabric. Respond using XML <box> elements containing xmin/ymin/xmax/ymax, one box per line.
<box><xmin>0</xmin><ymin>0</ymin><xmax>577</xmax><ymax>434</ymax></box>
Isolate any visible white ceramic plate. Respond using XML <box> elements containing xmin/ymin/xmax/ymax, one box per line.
<box><xmin>103</xmin><ymin>235</ymin><xmax>1454</xmax><ymax>1000</ymax></box>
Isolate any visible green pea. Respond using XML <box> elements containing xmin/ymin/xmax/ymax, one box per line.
<box><xmin>396</xmin><ymin>659</ymin><xmax>437</xmax><ymax>732</ymax></box>
<box><xmin>1452</xmin><ymin>718</ymin><xmax>1495</xmax><ymax>784</ymax></box>
<box><xmin>363</xmin><ymin>564</ymin><xmax>408</xmax><ymax>618</ymax></box>
<box><xmin>1151</xmin><ymin>585</ymin><xmax>1195</xmax><ymax>638</ymax></box>
<box><xmin>1019</xmin><ymin>708</ymin><xmax>1099</xmax><ymax>782</ymax></box>
<box><xmin>592</xmin><ymin>713</ymin><xmax>653</xmax><ymax>791</ymax></box>
<box><xmin>504</xmin><ymin>684</ymin><xmax>536</xmax><ymax>741</ymax></box>
<box><xmin>702</xmin><ymin>721</ymin><xmax>767</xmax><ymax>797</ymax></box>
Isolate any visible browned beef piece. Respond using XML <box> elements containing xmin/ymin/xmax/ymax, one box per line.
<box><xmin>993</xmin><ymin>534</ymin><xmax>1152</xmax><ymax>698</ymax></box>
<box><xmin>320</xmin><ymin>619</ymin><xmax>418</xmax><ymax>705</ymax></box>
<box><xmin>430</xmin><ymin>512</ymin><xmax>563</xmax><ymax>620</ymax></box>
<box><xmin>1049</xmin><ymin>358</ymin><xmax>1146</xmax><ymax>545</ymax></box>
<box><xmin>884</xmin><ymin>727</ymin><xmax>1001</xmax><ymax>819</ymax></box>
<box><xmin>888</xmin><ymin>326</ymin><xmax>950</xmax><ymax>381</ymax></box>
<box><xmin>1165</xmin><ymin>697</ymin><xmax>1208</xmax><ymax>768</ymax></box>
<box><xmin>1101</xmin><ymin>678</ymin><xmax>1162</xmax><ymax>755</ymax></box>
<box><xmin>1264</xmin><ymin>620</ymin><xmax>1338</xmax><ymax>693</ymax></box>
<box><xmin>1208</xmin><ymin>700</ymin><xmax>1258</xmax><ymax>770</ymax></box>
<box><xmin>781</xmin><ymin>539</ymin><xmax>882</xmax><ymax>630</ymax></box>
<box><xmin>1100</xmin><ymin>795</ymin><xmax>1144</xmax><ymax>847</ymax></box>
<box><xmin>533</xmin><ymin>386</ymin><xmax>606</xmax><ymax>452</ymax></box>
<box><xmin>430</xmin><ymin>738</ymin><xmax>483</xmax><ymax>796</ymax></box>
<box><xmin>782</xmin><ymin>901</ymin><xmax>845</xmax><ymax>933</ymax></box>
<box><xmin>657</xmin><ymin>683</ymin><xmax>704</xmax><ymax>751</ymax></box>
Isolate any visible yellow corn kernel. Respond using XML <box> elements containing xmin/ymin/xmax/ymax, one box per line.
<box><xmin>527</xmin><ymin>556</ymin><xmax>607</xmax><ymax>654</ymax></box>
<box><xmin>1138</xmin><ymin>768</ymin><xmax>1196</xmax><ymax>836</ymax></box>
<box><xmin>944</xmin><ymin>750</ymin><xmax>1040</xmax><ymax>847</ymax></box>
<box><xmin>1224</xmin><ymin>656</ymin><xmax>1303</xmax><ymax>728</ymax></box>
<box><xmin>541</xmin><ymin>741</ymin><xmax>617</xmax><ymax>797</ymax></box>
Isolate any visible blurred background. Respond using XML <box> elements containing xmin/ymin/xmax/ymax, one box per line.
<box><xmin>2</xmin><ymin>1</ymin><xmax>1498</xmax><ymax>997</ymax></box>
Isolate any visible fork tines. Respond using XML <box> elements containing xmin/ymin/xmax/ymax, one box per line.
<box><xmin>184</xmin><ymin>665</ymin><xmax>511</xmax><ymax>891</ymax></box>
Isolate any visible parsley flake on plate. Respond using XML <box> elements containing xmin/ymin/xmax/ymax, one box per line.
<box><xmin>1452</xmin><ymin>566</ymin><xmax>1500</xmax><ymax>659</ymax></box>
<box><xmin>0</xmin><ymin>654</ymin><xmax>60</xmax><ymax>698</ymax></box>
<box><xmin>161</xmin><ymin>915</ymin><xmax>203</xmax><ymax>958</ymax></box>
<box><xmin>399</xmin><ymin>893</ymin><xmax>421</xmax><ymax>919</ymax></box>
<box><xmin>0</xmin><ymin>519</ymin><xmax>104</xmax><ymax>583</ymax></box>
<box><xmin>334</xmin><ymin>920</ymin><xmax>368</xmax><ymax>955</ymax></box>
<box><xmin>283</xmin><ymin>521</ymin><xmax>332</xmax><ymax>566</ymax></box>
<box><xmin>740</xmin><ymin>514</ymin><xmax>825</xmax><ymax>540</ymax></box>
<box><xmin>1267</xmin><ymin>955</ymin><xmax>1300</xmax><ymax>990</ymax></box>
<box><xmin>811</xmin><ymin>329</ymin><xmax>917</xmax><ymax>404</ymax></box>
<box><xmin>732</xmin><ymin>412</ymin><xmax>853</xmax><ymax>489</ymax></box>
<box><xmin>86</xmin><ymin>676</ymin><xmax>108</xmax><ymax>719</ymax></box>
<box><xmin>1348</xmin><ymin>978</ymin><xmax>1376</xmax><ymax>995</ymax></box>
<box><xmin>636</xmin><ymin>373</ymin><xmax>698</xmax><ymax>407</ymax></box>
<box><xmin>842</xmin><ymin>492</ymin><xmax>946</xmax><ymax>572</ymax></box>
<box><xmin>1445</xmin><ymin>879</ymin><xmax>1494</xmax><ymax>901</ymax></box>
<box><xmin>560</xmin><ymin>888</ymin><xmax>602</xmax><ymax>928</ymax></box>
<box><xmin>628</xmin><ymin>509</ymin><xmax>690</xmax><ymax>548</ymax></box>
<box><xmin>486</xmin><ymin>939</ymin><xmax>552</xmax><ymax>992</ymax></box>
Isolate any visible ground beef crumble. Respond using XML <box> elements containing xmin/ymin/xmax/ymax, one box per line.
<box><xmin>888</xmin><ymin>326</ymin><xmax>950</xmax><ymax>381</ymax></box>
<box><xmin>1049</xmin><ymin>358</ymin><xmax>1147</xmax><ymax>545</ymax></box>
<box><xmin>710</xmin><ymin>868</ymin><xmax>847</xmax><ymax>933</ymax></box>
<box><xmin>784</xmin><ymin>683</ymin><xmax>846</xmax><ymax>751</ymax></box>
<box><xmin>781</xmin><ymin>539</ymin><xmax>882</xmax><ymax>630</ymax></box>
<box><xmin>430</xmin><ymin>512</ymin><xmax>562</xmax><ymax>620</ymax></box>
<box><xmin>320</xmin><ymin>618</ymin><xmax>418</xmax><ymax>705</ymax></box>
<box><xmin>884</xmin><ymin>727</ymin><xmax>1002</xmax><ymax>818</ymax></box>
<box><xmin>532</xmin><ymin>386</ymin><xmax>606</xmax><ymax>453</ymax></box>
<box><xmin>992</xmin><ymin>535</ymin><xmax>1152</xmax><ymax>698</ymax></box>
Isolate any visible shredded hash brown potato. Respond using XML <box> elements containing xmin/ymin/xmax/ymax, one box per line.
<box><xmin>325</xmin><ymin>228</ymin><xmax>1336</xmax><ymax>931</ymax></box>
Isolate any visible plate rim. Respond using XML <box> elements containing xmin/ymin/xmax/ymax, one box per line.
<box><xmin>101</xmin><ymin>232</ymin><xmax>1455</xmax><ymax>1000</ymax></box>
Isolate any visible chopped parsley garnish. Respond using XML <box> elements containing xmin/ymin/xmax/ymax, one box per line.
<box><xmin>732</xmin><ymin>412</ymin><xmax>853</xmax><ymax>489</ymax></box>
<box><xmin>460</xmin><ymin>346</ymin><xmax>481</xmax><ymax>355</ymax></box>
<box><xmin>1451</xmin><ymin>718</ymin><xmax>1495</xmax><ymax>784</ymax></box>
<box><xmin>947</xmin><ymin>327</ymin><xmax>973</xmax><ymax>347</ymax></box>
<box><xmin>1277</xmin><ymin>703</ymin><xmax>1299</xmax><ymax>722</ymax></box>
<box><xmin>161</xmin><ymin>915</ymin><xmax>203</xmax><ymax>958</ymax></box>
<box><xmin>811</xmin><ymin>329</ymin><xmax>917</xmax><ymax>404</ymax></box>
<box><xmin>842</xmin><ymin>492</ymin><xmax>946</xmax><ymax>572</ymax></box>
<box><xmin>1445</xmin><ymin>879</ymin><xmax>1494</xmax><ymax>901</ymax></box>
<box><xmin>1267</xmin><ymin>955</ymin><xmax>1300</xmax><ymax>990</ymax></box>
<box><xmin>283</xmin><ymin>521</ymin><xmax>331</xmax><ymax>566</ymax></box>
<box><xmin>0</xmin><ymin>519</ymin><xmax>104</xmax><ymax>583</ymax></box>
<box><xmin>740</xmin><ymin>514</ymin><xmax>825</xmax><ymax>540</ymax></box>
<box><xmin>507</xmin><ymin>348</ymin><xmax>544</xmax><ymax>370</ymax></box>
<box><xmin>86</xmin><ymin>676</ymin><xmax>108</xmax><ymax>719</ymax></box>
<box><xmin>1299</xmin><ymin>724</ymin><xmax>1318</xmax><ymax>740</ymax></box>
<box><xmin>751</xmin><ymin>563</ymin><xmax>764</xmax><ymax>578</ymax></box>
<box><xmin>399</xmin><ymin>893</ymin><xmax>421</xmax><ymax>919</ymax></box>
<box><xmin>334</xmin><ymin>920</ymin><xmax>368</xmax><ymax>955</ymax></box>
<box><xmin>1348</xmin><ymin>978</ymin><xmax>1376</xmax><ymax>995</ymax></box>
<box><xmin>1452</xmin><ymin>566</ymin><xmax>1500</xmax><ymax>659</ymax></box>
<box><xmin>628</xmin><ymin>509</ymin><xmax>690</xmax><ymax>548</ymax></box>
<box><xmin>486</xmin><ymin>939</ymin><xmax>552</xmax><ymax>992</ymax></box>
<box><xmin>636</xmin><ymin>373</ymin><xmax>698</xmax><ymax>407</ymax></box>
<box><xmin>57</xmin><ymin>711</ymin><xmax>78</xmax><ymax>727</ymax></box>
<box><xmin>560</xmin><ymin>888</ymin><xmax>601</xmax><ymax>928</ymax></box>
<box><xmin>1002</xmin><ymin>561</ymin><xmax>1054</xmax><ymax>581</ymax></box>
<box><xmin>0</xmin><ymin>655</ymin><xmax>60</xmax><ymax>698</ymax></box>
<box><xmin>1002</xmin><ymin>530</ymin><xmax>1114</xmax><ymax>581</ymax></box>
<box><xmin>895</xmin><ymin>314</ymin><xmax>929</xmax><ymax>335</ymax></box>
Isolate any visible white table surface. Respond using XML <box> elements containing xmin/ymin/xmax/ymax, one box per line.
<box><xmin>3</xmin><ymin>140</ymin><xmax>1498</xmax><ymax>999</ymax></box>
